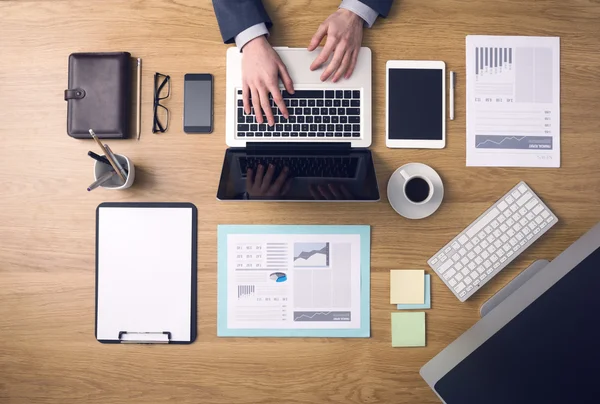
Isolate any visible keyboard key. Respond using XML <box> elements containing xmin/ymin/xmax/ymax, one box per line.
<box><xmin>351</xmin><ymin>100</ymin><xmax>360</xmax><ymax>107</ymax></box>
<box><xmin>338</xmin><ymin>108</ymin><xmax>345</xmax><ymax>115</ymax></box>
<box><xmin>340</xmin><ymin>116</ymin><xmax>348</xmax><ymax>124</ymax></box>
<box><xmin>349</xmin><ymin>116</ymin><xmax>360</xmax><ymax>123</ymax></box>
<box><xmin>238</xmin><ymin>132</ymin><xmax>245</xmax><ymax>137</ymax></box>
<box><xmin>353</xmin><ymin>124</ymin><xmax>360</xmax><ymax>132</ymax></box>
<box><xmin>335</xmin><ymin>90</ymin><xmax>343</xmax><ymax>98</ymax></box>
<box><xmin>325</xmin><ymin>90</ymin><xmax>334</xmax><ymax>98</ymax></box>
<box><xmin>326</xmin><ymin>132</ymin><xmax>333</xmax><ymax>137</ymax></box>
<box><xmin>449</xmin><ymin>278</ymin><xmax>457</xmax><ymax>287</ymax></box>
<box><xmin>343</xmin><ymin>132</ymin><xmax>352</xmax><ymax>137</ymax></box>
<box><xmin>283</xmin><ymin>90</ymin><xmax>323</xmax><ymax>98</ymax></box>
<box><xmin>461</xmin><ymin>267</ymin><xmax>470</xmax><ymax>276</ymax></box>
<box><xmin>246</xmin><ymin>132</ymin><xmax>254</xmax><ymax>137</ymax></box>
<box><xmin>344</xmin><ymin>90</ymin><xmax>352</xmax><ymax>98</ymax></box>
<box><xmin>308</xmin><ymin>99</ymin><xmax>315</xmax><ymax>107</ymax></box>
<box><xmin>342</xmin><ymin>100</ymin><xmax>350</xmax><ymax>107</ymax></box>
<box><xmin>352</xmin><ymin>90</ymin><xmax>360</xmax><ymax>98</ymax></box>
<box><xmin>456</xmin><ymin>273</ymin><xmax>464</xmax><ymax>281</ymax></box>
<box><xmin>454</xmin><ymin>282</ymin><xmax>466</xmax><ymax>293</ymax></box>
<box><xmin>291</xmin><ymin>100</ymin><xmax>298</xmax><ymax>107</ymax></box>
<box><xmin>467</xmin><ymin>251</ymin><xmax>476</xmax><ymax>259</ymax></box>
<box><xmin>300</xmin><ymin>100</ymin><xmax>307</xmax><ymax>107</ymax></box>
<box><xmin>329</xmin><ymin>108</ymin><xmax>337</xmax><ymax>115</ymax></box>
<box><xmin>238</xmin><ymin>124</ymin><xmax>249</xmax><ymax>131</ymax></box>
<box><xmin>464</xmin><ymin>275</ymin><xmax>473</xmax><ymax>285</ymax></box>
<box><xmin>443</xmin><ymin>268</ymin><xmax>456</xmax><ymax>280</ymax></box>
<box><xmin>533</xmin><ymin>204</ymin><xmax>544</xmax><ymax>215</ymax></box>
<box><xmin>458</xmin><ymin>235</ymin><xmax>469</xmax><ymax>244</ymax></box>
<box><xmin>317</xmin><ymin>132</ymin><xmax>325</xmax><ymax>137</ymax></box>
<box><xmin>461</xmin><ymin>257</ymin><xmax>469</xmax><ymax>265</ymax></box>
<box><xmin>459</xmin><ymin>248</ymin><xmax>467</xmax><ymax>256</ymax></box>
<box><xmin>498</xmin><ymin>201</ymin><xmax>508</xmax><ymax>211</ymax></box>
<box><xmin>325</xmin><ymin>100</ymin><xmax>333</xmax><ymax>107</ymax></box>
<box><xmin>346</xmin><ymin>108</ymin><xmax>360</xmax><ymax>115</ymax></box>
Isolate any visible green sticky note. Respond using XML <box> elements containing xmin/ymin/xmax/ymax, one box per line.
<box><xmin>391</xmin><ymin>312</ymin><xmax>426</xmax><ymax>347</ymax></box>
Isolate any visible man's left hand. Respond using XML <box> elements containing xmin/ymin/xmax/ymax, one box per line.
<box><xmin>308</xmin><ymin>9</ymin><xmax>364</xmax><ymax>82</ymax></box>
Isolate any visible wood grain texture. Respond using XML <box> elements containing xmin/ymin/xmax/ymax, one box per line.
<box><xmin>1</xmin><ymin>0</ymin><xmax>600</xmax><ymax>402</ymax></box>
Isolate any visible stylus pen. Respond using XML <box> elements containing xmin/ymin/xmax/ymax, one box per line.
<box><xmin>450</xmin><ymin>71</ymin><xmax>456</xmax><ymax>121</ymax></box>
<box><xmin>136</xmin><ymin>58</ymin><xmax>142</xmax><ymax>141</ymax></box>
<box><xmin>87</xmin><ymin>170</ymin><xmax>116</xmax><ymax>192</ymax></box>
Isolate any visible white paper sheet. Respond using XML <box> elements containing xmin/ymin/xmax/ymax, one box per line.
<box><xmin>96</xmin><ymin>207</ymin><xmax>193</xmax><ymax>342</ymax></box>
<box><xmin>466</xmin><ymin>36</ymin><xmax>560</xmax><ymax>167</ymax></box>
<box><xmin>226</xmin><ymin>234</ymin><xmax>362</xmax><ymax>330</ymax></box>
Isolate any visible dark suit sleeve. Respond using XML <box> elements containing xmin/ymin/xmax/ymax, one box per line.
<box><xmin>358</xmin><ymin>0</ymin><xmax>394</xmax><ymax>18</ymax></box>
<box><xmin>212</xmin><ymin>0</ymin><xmax>273</xmax><ymax>44</ymax></box>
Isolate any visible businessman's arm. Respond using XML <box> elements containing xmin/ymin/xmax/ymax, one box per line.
<box><xmin>309</xmin><ymin>0</ymin><xmax>395</xmax><ymax>81</ymax></box>
<box><xmin>212</xmin><ymin>0</ymin><xmax>272</xmax><ymax>45</ymax></box>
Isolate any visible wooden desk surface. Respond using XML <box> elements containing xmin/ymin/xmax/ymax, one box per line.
<box><xmin>1</xmin><ymin>0</ymin><xmax>599</xmax><ymax>402</ymax></box>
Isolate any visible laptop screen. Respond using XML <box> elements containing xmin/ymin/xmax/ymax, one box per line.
<box><xmin>217</xmin><ymin>148</ymin><xmax>380</xmax><ymax>201</ymax></box>
<box><xmin>434</xmin><ymin>246</ymin><xmax>600</xmax><ymax>403</ymax></box>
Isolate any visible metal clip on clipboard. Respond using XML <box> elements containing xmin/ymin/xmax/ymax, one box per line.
<box><xmin>118</xmin><ymin>331</ymin><xmax>172</xmax><ymax>344</ymax></box>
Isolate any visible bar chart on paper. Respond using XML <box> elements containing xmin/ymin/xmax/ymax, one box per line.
<box><xmin>466</xmin><ymin>36</ymin><xmax>560</xmax><ymax>167</ymax></box>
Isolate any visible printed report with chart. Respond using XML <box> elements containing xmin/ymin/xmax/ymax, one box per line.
<box><xmin>466</xmin><ymin>36</ymin><xmax>560</xmax><ymax>167</ymax></box>
<box><xmin>217</xmin><ymin>225</ymin><xmax>370</xmax><ymax>337</ymax></box>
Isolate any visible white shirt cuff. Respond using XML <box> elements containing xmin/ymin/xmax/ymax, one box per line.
<box><xmin>339</xmin><ymin>0</ymin><xmax>379</xmax><ymax>28</ymax></box>
<box><xmin>234</xmin><ymin>23</ymin><xmax>269</xmax><ymax>51</ymax></box>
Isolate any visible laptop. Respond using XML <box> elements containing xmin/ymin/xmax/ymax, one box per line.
<box><xmin>217</xmin><ymin>47</ymin><xmax>380</xmax><ymax>201</ymax></box>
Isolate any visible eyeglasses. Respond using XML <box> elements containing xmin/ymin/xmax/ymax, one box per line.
<box><xmin>153</xmin><ymin>72</ymin><xmax>171</xmax><ymax>133</ymax></box>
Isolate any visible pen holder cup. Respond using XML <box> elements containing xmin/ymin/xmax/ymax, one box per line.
<box><xmin>94</xmin><ymin>154</ymin><xmax>135</xmax><ymax>190</ymax></box>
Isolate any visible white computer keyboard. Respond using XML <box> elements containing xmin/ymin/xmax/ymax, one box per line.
<box><xmin>428</xmin><ymin>181</ymin><xmax>557</xmax><ymax>302</ymax></box>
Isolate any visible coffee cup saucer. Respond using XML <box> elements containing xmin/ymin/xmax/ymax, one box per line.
<box><xmin>387</xmin><ymin>163</ymin><xmax>444</xmax><ymax>219</ymax></box>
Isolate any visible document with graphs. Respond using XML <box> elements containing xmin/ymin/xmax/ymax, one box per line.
<box><xmin>466</xmin><ymin>35</ymin><xmax>560</xmax><ymax>167</ymax></box>
<box><xmin>217</xmin><ymin>225</ymin><xmax>370</xmax><ymax>337</ymax></box>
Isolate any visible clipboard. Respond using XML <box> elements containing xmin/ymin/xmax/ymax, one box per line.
<box><xmin>95</xmin><ymin>202</ymin><xmax>197</xmax><ymax>344</ymax></box>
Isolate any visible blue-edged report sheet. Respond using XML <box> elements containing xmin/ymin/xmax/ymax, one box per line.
<box><xmin>217</xmin><ymin>225</ymin><xmax>370</xmax><ymax>337</ymax></box>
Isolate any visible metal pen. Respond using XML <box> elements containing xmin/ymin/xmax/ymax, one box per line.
<box><xmin>103</xmin><ymin>144</ymin><xmax>128</xmax><ymax>181</ymax></box>
<box><xmin>450</xmin><ymin>71</ymin><xmax>456</xmax><ymax>121</ymax></box>
<box><xmin>87</xmin><ymin>171</ymin><xmax>116</xmax><ymax>192</ymax></box>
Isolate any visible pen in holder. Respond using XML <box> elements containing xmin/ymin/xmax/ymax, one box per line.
<box><xmin>93</xmin><ymin>154</ymin><xmax>135</xmax><ymax>190</ymax></box>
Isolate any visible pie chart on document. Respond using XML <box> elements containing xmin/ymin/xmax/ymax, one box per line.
<box><xmin>270</xmin><ymin>272</ymin><xmax>287</xmax><ymax>282</ymax></box>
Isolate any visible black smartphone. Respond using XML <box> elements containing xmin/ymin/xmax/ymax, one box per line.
<box><xmin>183</xmin><ymin>73</ymin><xmax>213</xmax><ymax>133</ymax></box>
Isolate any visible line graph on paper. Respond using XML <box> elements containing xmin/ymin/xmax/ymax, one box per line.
<box><xmin>475</xmin><ymin>135</ymin><xmax>553</xmax><ymax>150</ymax></box>
<box><xmin>293</xmin><ymin>311</ymin><xmax>351</xmax><ymax>322</ymax></box>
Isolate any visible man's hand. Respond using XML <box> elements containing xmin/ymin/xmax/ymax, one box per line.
<box><xmin>246</xmin><ymin>164</ymin><xmax>292</xmax><ymax>198</ymax></box>
<box><xmin>308</xmin><ymin>9</ymin><xmax>364</xmax><ymax>82</ymax></box>
<box><xmin>242</xmin><ymin>36</ymin><xmax>294</xmax><ymax>126</ymax></box>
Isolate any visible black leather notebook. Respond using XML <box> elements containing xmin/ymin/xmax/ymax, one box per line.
<box><xmin>65</xmin><ymin>52</ymin><xmax>131</xmax><ymax>139</ymax></box>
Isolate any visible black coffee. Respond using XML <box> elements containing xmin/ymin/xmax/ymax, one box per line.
<box><xmin>405</xmin><ymin>177</ymin><xmax>431</xmax><ymax>203</ymax></box>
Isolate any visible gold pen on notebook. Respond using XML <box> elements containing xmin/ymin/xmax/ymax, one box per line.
<box><xmin>88</xmin><ymin>129</ymin><xmax>127</xmax><ymax>182</ymax></box>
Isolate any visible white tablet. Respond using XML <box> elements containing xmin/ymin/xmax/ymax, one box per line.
<box><xmin>386</xmin><ymin>61</ymin><xmax>446</xmax><ymax>149</ymax></box>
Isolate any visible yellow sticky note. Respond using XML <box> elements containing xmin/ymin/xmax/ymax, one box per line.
<box><xmin>391</xmin><ymin>312</ymin><xmax>426</xmax><ymax>347</ymax></box>
<box><xmin>390</xmin><ymin>270</ymin><xmax>425</xmax><ymax>304</ymax></box>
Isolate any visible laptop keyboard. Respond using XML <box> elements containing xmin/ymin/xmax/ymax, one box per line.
<box><xmin>236</xmin><ymin>89</ymin><xmax>362</xmax><ymax>139</ymax></box>
<box><xmin>239</xmin><ymin>156</ymin><xmax>359</xmax><ymax>178</ymax></box>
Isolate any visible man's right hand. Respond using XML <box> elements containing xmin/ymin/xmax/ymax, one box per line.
<box><xmin>242</xmin><ymin>36</ymin><xmax>295</xmax><ymax>126</ymax></box>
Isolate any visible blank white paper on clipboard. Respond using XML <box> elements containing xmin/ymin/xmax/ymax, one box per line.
<box><xmin>466</xmin><ymin>35</ymin><xmax>560</xmax><ymax>167</ymax></box>
<box><xmin>95</xmin><ymin>203</ymin><xmax>197</xmax><ymax>344</ymax></box>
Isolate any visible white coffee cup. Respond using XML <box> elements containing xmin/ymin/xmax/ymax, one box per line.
<box><xmin>399</xmin><ymin>169</ymin><xmax>434</xmax><ymax>205</ymax></box>
<box><xmin>93</xmin><ymin>154</ymin><xmax>135</xmax><ymax>190</ymax></box>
